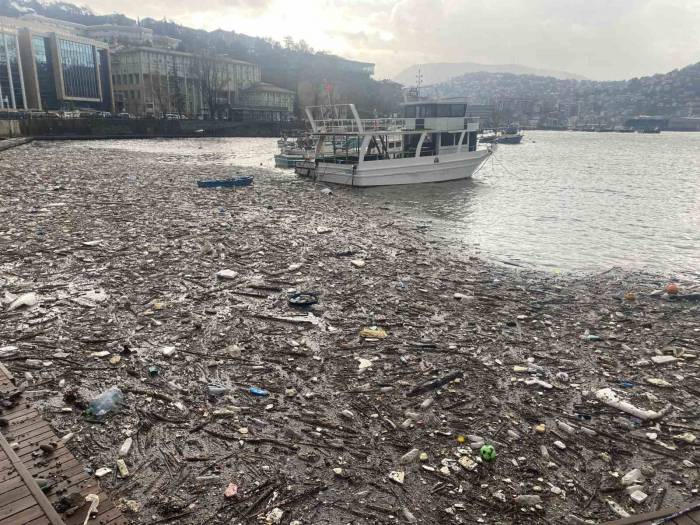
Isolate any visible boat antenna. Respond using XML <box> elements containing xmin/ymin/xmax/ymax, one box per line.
<box><xmin>416</xmin><ymin>66</ymin><xmax>423</xmax><ymax>98</ymax></box>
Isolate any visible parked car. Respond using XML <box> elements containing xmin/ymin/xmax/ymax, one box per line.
<box><xmin>115</xmin><ymin>113</ymin><xmax>132</xmax><ymax>119</ymax></box>
<box><xmin>162</xmin><ymin>113</ymin><xmax>181</xmax><ymax>120</ymax></box>
<box><xmin>93</xmin><ymin>111</ymin><xmax>113</xmax><ymax>119</ymax></box>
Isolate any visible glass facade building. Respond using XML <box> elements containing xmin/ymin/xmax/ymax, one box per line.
<box><xmin>0</xmin><ymin>31</ymin><xmax>25</xmax><ymax>110</ymax></box>
<box><xmin>31</xmin><ymin>35</ymin><xmax>58</xmax><ymax>110</ymax></box>
<box><xmin>58</xmin><ymin>38</ymin><xmax>99</xmax><ymax>99</ymax></box>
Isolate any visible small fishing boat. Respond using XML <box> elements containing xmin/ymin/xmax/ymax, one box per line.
<box><xmin>479</xmin><ymin>125</ymin><xmax>524</xmax><ymax>144</ymax></box>
<box><xmin>197</xmin><ymin>176</ymin><xmax>253</xmax><ymax>188</ymax></box>
<box><xmin>496</xmin><ymin>126</ymin><xmax>524</xmax><ymax>144</ymax></box>
<box><xmin>274</xmin><ymin>135</ymin><xmax>315</xmax><ymax>168</ymax></box>
<box><xmin>298</xmin><ymin>102</ymin><xmax>492</xmax><ymax>187</ymax></box>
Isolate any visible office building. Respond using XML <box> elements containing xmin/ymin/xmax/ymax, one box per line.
<box><xmin>0</xmin><ymin>26</ymin><xmax>27</xmax><ymax>110</ymax></box>
<box><xmin>111</xmin><ymin>47</ymin><xmax>277</xmax><ymax>119</ymax></box>
<box><xmin>1</xmin><ymin>16</ymin><xmax>113</xmax><ymax>111</ymax></box>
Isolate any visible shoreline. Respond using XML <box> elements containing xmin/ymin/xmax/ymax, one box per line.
<box><xmin>0</xmin><ymin>141</ymin><xmax>697</xmax><ymax>524</ymax></box>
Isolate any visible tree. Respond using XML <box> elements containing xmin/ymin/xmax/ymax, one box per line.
<box><xmin>191</xmin><ymin>52</ymin><xmax>229</xmax><ymax>119</ymax></box>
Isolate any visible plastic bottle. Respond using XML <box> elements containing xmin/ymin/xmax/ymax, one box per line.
<box><xmin>87</xmin><ymin>386</ymin><xmax>123</xmax><ymax>420</ymax></box>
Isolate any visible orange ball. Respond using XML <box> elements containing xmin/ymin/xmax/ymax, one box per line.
<box><xmin>665</xmin><ymin>283</ymin><xmax>679</xmax><ymax>295</ymax></box>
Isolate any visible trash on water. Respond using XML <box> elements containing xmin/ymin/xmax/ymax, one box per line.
<box><xmin>664</xmin><ymin>282</ymin><xmax>679</xmax><ymax>295</ymax></box>
<box><xmin>249</xmin><ymin>386</ymin><xmax>269</xmax><ymax>397</ymax></box>
<box><xmin>288</xmin><ymin>292</ymin><xmax>319</xmax><ymax>307</ymax></box>
<box><xmin>86</xmin><ymin>387</ymin><xmax>123</xmax><ymax>420</ymax></box>
<box><xmin>514</xmin><ymin>495</ymin><xmax>542</xmax><ymax>506</ymax></box>
<box><xmin>389</xmin><ymin>470</ymin><xmax>405</xmax><ymax>484</ymax></box>
<box><xmin>360</xmin><ymin>326</ymin><xmax>387</xmax><ymax>338</ymax></box>
<box><xmin>7</xmin><ymin>292</ymin><xmax>38</xmax><ymax>311</ymax></box>
<box><xmin>216</xmin><ymin>269</ymin><xmax>239</xmax><ymax>280</ymax></box>
<box><xmin>224</xmin><ymin>482</ymin><xmax>239</xmax><ymax>498</ymax></box>
<box><xmin>116</xmin><ymin>459</ymin><xmax>129</xmax><ymax>478</ymax></box>
<box><xmin>480</xmin><ymin>444</ymin><xmax>497</xmax><ymax>461</ymax></box>
<box><xmin>119</xmin><ymin>437</ymin><xmax>133</xmax><ymax>457</ymax></box>
<box><xmin>651</xmin><ymin>355</ymin><xmax>678</xmax><ymax>365</ymax></box>
<box><xmin>207</xmin><ymin>384</ymin><xmax>228</xmax><ymax>397</ymax></box>
<box><xmin>595</xmin><ymin>388</ymin><xmax>672</xmax><ymax>421</ymax></box>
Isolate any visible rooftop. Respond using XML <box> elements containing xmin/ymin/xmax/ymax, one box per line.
<box><xmin>113</xmin><ymin>46</ymin><xmax>256</xmax><ymax>66</ymax></box>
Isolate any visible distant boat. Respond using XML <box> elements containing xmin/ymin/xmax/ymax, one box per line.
<box><xmin>274</xmin><ymin>134</ymin><xmax>315</xmax><ymax>168</ymax></box>
<box><xmin>480</xmin><ymin>126</ymin><xmax>524</xmax><ymax>144</ymax></box>
<box><xmin>638</xmin><ymin>127</ymin><xmax>661</xmax><ymax>134</ymax></box>
<box><xmin>496</xmin><ymin>126</ymin><xmax>524</xmax><ymax>144</ymax></box>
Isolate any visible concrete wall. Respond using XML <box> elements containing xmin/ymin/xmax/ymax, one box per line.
<box><xmin>18</xmin><ymin>117</ymin><xmax>295</xmax><ymax>138</ymax></box>
<box><xmin>0</xmin><ymin>121</ymin><xmax>22</xmax><ymax>138</ymax></box>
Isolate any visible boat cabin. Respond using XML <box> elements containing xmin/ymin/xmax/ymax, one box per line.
<box><xmin>305</xmin><ymin>102</ymin><xmax>481</xmax><ymax>165</ymax></box>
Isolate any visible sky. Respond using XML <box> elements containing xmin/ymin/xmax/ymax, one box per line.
<box><xmin>76</xmin><ymin>0</ymin><xmax>700</xmax><ymax>81</ymax></box>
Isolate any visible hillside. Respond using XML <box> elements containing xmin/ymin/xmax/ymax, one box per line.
<box><xmin>394</xmin><ymin>62</ymin><xmax>586</xmax><ymax>86</ymax></box>
<box><xmin>426</xmin><ymin>62</ymin><xmax>700</xmax><ymax>126</ymax></box>
<box><xmin>0</xmin><ymin>0</ymin><xmax>402</xmax><ymax>116</ymax></box>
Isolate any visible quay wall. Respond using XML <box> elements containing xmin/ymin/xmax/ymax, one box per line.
<box><xmin>14</xmin><ymin>118</ymin><xmax>296</xmax><ymax>139</ymax></box>
<box><xmin>0</xmin><ymin>121</ymin><xmax>21</xmax><ymax>139</ymax></box>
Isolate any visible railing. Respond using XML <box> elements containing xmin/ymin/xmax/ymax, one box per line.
<box><xmin>306</xmin><ymin>104</ymin><xmax>482</xmax><ymax>134</ymax></box>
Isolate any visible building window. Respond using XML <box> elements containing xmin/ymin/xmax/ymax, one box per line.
<box><xmin>32</xmin><ymin>36</ymin><xmax>58</xmax><ymax>110</ymax></box>
<box><xmin>58</xmin><ymin>38</ymin><xmax>100</xmax><ymax>99</ymax></box>
<box><xmin>0</xmin><ymin>32</ymin><xmax>25</xmax><ymax>109</ymax></box>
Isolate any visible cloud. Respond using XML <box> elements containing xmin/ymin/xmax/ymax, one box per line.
<box><xmin>75</xmin><ymin>0</ymin><xmax>700</xmax><ymax>80</ymax></box>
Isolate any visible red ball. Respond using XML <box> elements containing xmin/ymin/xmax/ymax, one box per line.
<box><xmin>665</xmin><ymin>283</ymin><xmax>679</xmax><ymax>295</ymax></box>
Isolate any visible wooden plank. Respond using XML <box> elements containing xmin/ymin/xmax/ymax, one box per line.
<box><xmin>602</xmin><ymin>503</ymin><xmax>700</xmax><ymax>524</ymax></box>
<box><xmin>0</xmin><ymin>475</ymin><xmax>25</xmax><ymax>496</ymax></box>
<box><xmin>11</xmin><ymin>419</ymin><xmax>54</xmax><ymax>438</ymax></box>
<box><xmin>0</xmin><ymin>433</ymin><xmax>64</xmax><ymax>525</ymax></box>
<box><xmin>0</xmin><ymin>482</ymin><xmax>37</xmax><ymax>507</ymax></box>
<box><xmin>675</xmin><ymin>514</ymin><xmax>700</xmax><ymax>525</ymax></box>
<box><xmin>24</xmin><ymin>516</ymin><xmax>53</xmax><ymax>525</ymax></box>
<box><xmin>0</xmin><ymin>362</ymin><xmax>126</xmax><ymax>525</ymax></box>
<box><xmin>1</xmin><ymin>493</ymin><xmax>42</xmax><ymax>518</ymax></box>
<box><xmin>0</xmin><ymin>503</ymin><xmax>48</xmax><ymax>525</ymax></box>
<box><xmin>24</xmin><ymin>517</ymin><xmax>52</xmax><ymax>525</ymax></box>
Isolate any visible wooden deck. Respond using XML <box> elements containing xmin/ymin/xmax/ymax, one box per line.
<box><xmin>601</xmin><ymin>502</ymin><xmax>700</xmax><ymax>524</ymax></box>
<box><xmin>0</xmin><ymin>363</ymin><xmax>127</xmax><ymax>525</ymax></box>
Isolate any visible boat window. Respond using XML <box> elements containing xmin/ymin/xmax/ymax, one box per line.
<box><xmin>437</xmin><ymin>105</ymin><xmax>451</xmax><ymax>117</ymax></box>
<box><xmin>451</xmin><ymin>104</ymin><xmax>466</xmax><ymax>117</ymax></box>
<box><xmin>440</xmin><ymin>132</ymin><xmax>455</xmax><ymax>146</ymax></box>
<box><xmin>468</xmin><ymin>131</ymin><xmax>477</xmax><ymax>151</ymax></box>
<box><xmin>416</xmin><ymin>105</ymin><xmax>436</xmax><ymax>118</ymax></box>
<box><xmin>403</xmin><ymin>105</ymin><xmax>416</xmax><ymax>118</ymax></box>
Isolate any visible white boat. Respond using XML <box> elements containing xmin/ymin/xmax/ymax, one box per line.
<box><xmin>301</xmin><ymin>101</ymin><xmax>493</xmax><ymax>187</ymax></box>
<box><xmin>274</xmin><ymin>135</ymin><xmax>315</xmax><ymax>168</ymax></box>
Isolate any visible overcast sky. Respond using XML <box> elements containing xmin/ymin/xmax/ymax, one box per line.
<box><xmin>77</xmin><ymin>0</ymin><xmax>700</xmax><ymax>80</ymax></box>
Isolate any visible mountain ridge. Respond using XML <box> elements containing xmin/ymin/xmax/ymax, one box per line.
<box><xmin>394</xmin><ymin>62</ymin><xmax>587</xmax><ymax>86</ymax></box>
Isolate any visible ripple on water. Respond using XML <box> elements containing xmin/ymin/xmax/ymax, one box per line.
<box><xmin>71</xmin><ymin>132</ymin><xmax>700</xmax><ymax>275</ymax></box>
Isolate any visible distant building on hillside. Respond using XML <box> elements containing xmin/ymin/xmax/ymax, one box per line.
<box><xmin>237</xmin><ymin>82</ymin><xmax>295</xmax><ymax>121</ymax></box>
<box><xmin>83</xmin><ymin>25</ymin><xmax>180</xmax><ymax>50</ymax></box>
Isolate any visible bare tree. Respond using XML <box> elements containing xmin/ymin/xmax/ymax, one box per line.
<box><xmin>191</xmin><ymin>53</ymin><xmax>229</xmax><ymax>119</ymax></box>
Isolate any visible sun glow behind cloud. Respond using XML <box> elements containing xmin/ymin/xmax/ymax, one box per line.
<box><xmin>76</xmin><ymin>0</ymin><xmax>700</xmax><ymax>80</ymax></box>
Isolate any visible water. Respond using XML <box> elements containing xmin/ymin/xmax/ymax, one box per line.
<box><xmin>76</xmin><ymin>132</ymin><xmax>700</xmax><ymax>276</ymax></box>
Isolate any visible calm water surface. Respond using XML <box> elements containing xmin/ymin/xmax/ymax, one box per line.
<box><xmin>77</xmin><ymin>131</ymin><xmax>700</xmax><ymax>276</ymax></box>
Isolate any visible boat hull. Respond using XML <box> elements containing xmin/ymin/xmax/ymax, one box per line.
<box><xmin>315</xmin><ymin>149</ymin><xmax>491</xmax><ymax>187</ymax></box>
<box><xmin>496</xmin><ymin>134</ymin><xmax>523</xmax><ymax>144</ymax></box>
<box><xmin>274</xmin><ymin>154</ymin><xmax>306</xmax><ymax>168</ymax></box>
